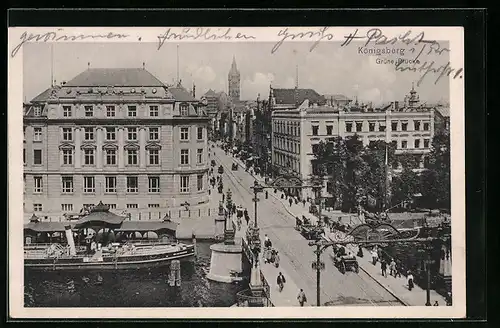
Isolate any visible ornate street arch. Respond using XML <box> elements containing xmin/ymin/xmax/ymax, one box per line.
<box><xmin>269</xmin><ymin>175</ymin><xmax>302</xmax><ymax>188</ymax></box>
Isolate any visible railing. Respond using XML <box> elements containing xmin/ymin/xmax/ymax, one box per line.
<box><xmin>235</xmin><ymin>289</ymin><xmax>273</xmax><ymax>307</ymax></box>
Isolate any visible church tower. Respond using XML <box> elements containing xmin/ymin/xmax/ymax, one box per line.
<box><xmin>228</xmin><ymin>56</ymin><xmax>240</xmax><ymax>102</ymax></box>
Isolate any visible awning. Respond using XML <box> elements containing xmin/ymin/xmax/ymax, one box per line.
<box><xmin>24</xmin><ymin>221</ymin><xmax>71</xmax><ymax>233</ymax></box>
<box><xmin>115</xmin><ymin>220</ymin><xmax>178</xmax><ymax>233</ymax></box>
<box><xmin>74</xmin><ymin>201</ymin><xmax>126</xmax><ymax>229</ymax></box>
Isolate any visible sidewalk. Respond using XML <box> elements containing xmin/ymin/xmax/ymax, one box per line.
<box><xmin>323</xmin><ymin>230</ymin><xmax>447</xmax><ymax>306</ymax></box>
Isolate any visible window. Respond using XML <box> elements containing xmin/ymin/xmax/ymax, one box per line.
<box><xmin>180</xmin><ymin>104</ymin><xmax>189</xmax><ymax>116</ymax></box>
<box><xmin>85</xmin><ymin>106</ymin><xmax>94</xmax><ymax>117</ymax></box>
<box><xmin>84</xmin><ymin>149</ymin><xmax>95</xmax><ymax>165</ymax></box>
<box><xmin>391</xmin><ymin>121</ymin><xmax>398</xmax><ymax>131</ymax></box>
<box><xmin>414</xmin><ymin>139</ymin><xmax>421</xmax><ymax>148</ymax></box>
<box><xmin>62</xmin><ymin>128</ymin><xmax>73</xmax><ymax>141</ymax></box>
<box><xmin>379</xmin><ymin>122</ymin><xmax>386</xmax><ymax>132</ymax></box>
<box><xmin>62</xmin><ymin>149</ymin><xmax>73</xmax><ymax>165</ymax></box>
<box><xmin>61</xmin><ymin>204</ymin><xmax>73</xmax><ymax>212</ymax></box>
<box><xmin>106</xmin><ymin>106</ymin><xmax>115</xmax><ymax>117</ymax></box>
<box><xmin>326</xmin><ymin>125</ymin><xmax>333</xmax><ymax>135</ymax></box>
<box><xmin>424</xmin><ymin>139</ymin><xmax>430</xmax><ymax>148</ymax></box>
<box><xmin>148</xmin><ymin>176</ymin><xmax>160</xmax><ymax>193</ymax></box>
<box><xmin>83</xmin><ymin>176</ymin><xmax>95</xmax><ymax>193</ymax></box>
<box><xmin>423</xmin><ymin>122</ymin><xmax>430</xmax><ymax>131</ymax></box>
<box><xmin>63</xmin><ymin>106</ymin><xmax>72</xmax><ymax>117</ymax></box>
<box><xmin>197</xmin><ymin>149</ymin><xmax>203</xmax><ymax>164</ymax></box>
<box><xmin>414</xmin><ymin>121</ymin><xmax>421</xmax><ymax>131</ymax></box>
<box><xmin>106</xmin><ymin>127</ymin><xmax>116</xmax><ymax>140</ymax></box>
<box><xmin>127</xmin><ymin>204</ymin><xmax>138</xmax><ymax>209</ymax></box>
<box><xmin>312</xmin><ymin>144</ymin><xmax>319</xmax><ymax>154</ymax></box>
<box><xmin>34</xmin><ymin>107</ymin><xmax>42</xmax><ymax>116</ymax></box>
<box><xmin>127</xmin><ymin>176</ymin><xmax>138</xmax><ymax>193</ymax></box>
<box><xmin>62</xmin><ymin>176</ymin><xmax>73</xmax><ymax>193</ymax></box>
<box><xmin>180</xmin><ymin>127</ymin><xmax>189</xmax><ymax>140</ymax></box>
<box><xmin>105</xmin><ymin>176</ymin><xmax>117</xmax><ymax>193</ymax></box>
<box><xmin>127</xmin><ymin>149</ymin><xmax>138</xmax><ymax>165</ymax></box>
<box><xmin>33</xmin><ymin>128</ymin><xmax>42</xmax><ymax>141</ymax></box>
<box><xmin>197</xmin><ymin>127</ymin><xmax>204</xmax><ymax>140</ymax></box>
<box><xmin>106</xmin><ymin>149</ymin><xmax>116</xmax><ymax>165</ymax></box>
<box><xmin>369</xmin><ymin>122</ymin><xmax>375</xmax><ymax>132</ymax></box>
<box><xmin>391</xmin><ymin>140</ymin><xmax>398</xmax><ymax>149</ymax></box>
<box><xmin>33</xmin><ymin>204</ymin><xmax>43</xmax><ymax>212</ymax></box>
<box><xmin>197</xmin><ymin>174</ymin><xmax>204</xmax><ymax>191</ymax></box>
<box><xmin>106</xmin><ymin>204</ymin><xmax>117</xmax><ymax>209</ymax></box>
<box><xmin>148</xmin><ymin>204</ymin><xmax>160</xmax><ymax>208</ymax></box>
<box><xmin>401</xmin><ymin>140</ymin><xmax>408</xmax><ymax>149</ymax></box>
<box><xmin>311</xmin><ymin>125</ymin><xmax>319</xmax><ymax>136</ymax></box>
<box><xmin>345</xmin><ymin>122</ymin><xmax>353</xmax><ymax>132</ymax></box>
<box><xmin>149</xmin><ymin>127</ymin><xmax>159</xmax><ymax>140</ymax></box>
<box><xmin>84</xmin><ymin>127</ymin><xmax>94</xmax><ymax>140</ymax></box>
<box><xmin>127</xmin><ymin>127</ymin><xmax>137</xmax><ymax>141</ymax></box>
<box><xmin>128</xmin><ymin>106</ymin><xmax>137</xmax><ymax>117</ymax></box>
<box><xmin>401</xmin><ymin>121</ymin><xmax>408</xmax><ymax>131</ymax></box>
<box><xmin>148</xmin><ymin>149</ymin><xmax>159</xmax><ymax>165</ymax></box>
<box><xmin>180</xmin><ymin>175</ymin><xmax>190</xmax><ymax>193</ymax></box>
<box><xmin>180</xmin><ymin>149</ymin><xmax>189</xmax><ymax>165</ymax></box>
<box><xmin>33</xmin><ymin>176</ymin><xmax>43</xmax><ymax>193</ymax></box>
<box><xmin>355</xmin><ymin>122</ymin><xmax>363</xmax><ymax>132</ymax></box>
<box><xmin>33</xmin><ymin>149</ymin><xmax>42</xmax><ymax>165</ymax></box>
<box><xmin>149</xmin><ymin>106</ymin><xmax>159</xmax><ymax>117</ymax></box>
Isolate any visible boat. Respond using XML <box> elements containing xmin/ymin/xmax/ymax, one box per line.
<box><xmin>24</xmin><ymin>202</ymin><xmax>195</xmax><ymax>271</ymax></box>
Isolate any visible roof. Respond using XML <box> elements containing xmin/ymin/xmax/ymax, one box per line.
<box><xmin>74</xmin><ymin>202</ymin><xmax>125</xmax><ymax>229</ymax></box>
<box><xmin>305</xmin><ymin>106</ymin><xmax>340</xmax><ymax>114</ymax></box>
<box><xmin>435</xmin><ymin>106</ymin><xmax>450</xmax><ymax>118</ymax></box>
<box><xmin>115</xmin><ymin>220</ymin><xmax>178</xmax><ymax>233</ymax></box>
<box><xmin>31</xmin><ymin>87</ymin><xmax>58</xmax><ymax>103</ymax></box>
<box><xmin>323</xmin><ymin>94</ymin><xmax>352</xmax><ymax>102</ymax></box>
<box><xmin>24</xmin><ymin>221</ymin><xmax>71</xmax><ymax>233</ymax></box>
<box><xmin>169</xmin><ymin>87</ymin><xmax>197</xmax><ymax>102</ymax></box>
<box><xmin>204</xmin><ymin>89</ymin><xmax>217</xmax><ymax>97</ymax></box>
<box><xmin>64</xmin><ymin>68</ymin><xmax>166</xmax><ymax>87</ymax></box>
<box><xmin>273</xmin><ymin>88</ymin><xmax>326</xmax><ymax>106</ymax></box>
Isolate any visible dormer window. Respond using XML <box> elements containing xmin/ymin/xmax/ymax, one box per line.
<box><xmin>88</xmin><ymin>88</ymin><xmax>93</xmax><ymax>93</ymax></box>
<box><xmin>34</xmin><ymin>107</ymin><xmax>42</xmax><ymax>116</ymax></box>
<box><xmin>180</xmin><ymin>104</ymin><xmax>189</xmax><ymax>116</ymax></box>
<box><xmin>152</xmin><ymin>88</ymin><xmax>157</xmax><ymax>94</ymax></box>
<box><xmin>131</xmin><ymin>88</ymin><xmax>136</xmax><ymax>93</ymax></box>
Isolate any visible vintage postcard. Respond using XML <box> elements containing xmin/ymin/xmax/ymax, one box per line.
<box><xmin>8</xmin><ymin>26</ymin><xmax>465</xmax><ymax>319</ymax></box>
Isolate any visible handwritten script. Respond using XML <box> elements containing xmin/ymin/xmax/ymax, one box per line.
<box><xmin>271</xmin><ymin>27</ymin><xmax>334</xmax><ymax>54</ymax></box>
<box><xmin>157</xmin><ymin>27</ymin><xmax>255</xmax><ymax>51</ymax></box>
<box><xmin>11</xmin><ymin>30</ymin><xmax>129</xmax><ymax>57</ymax></box>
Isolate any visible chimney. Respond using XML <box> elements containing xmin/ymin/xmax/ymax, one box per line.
<box><xmin>395</xmin><ymin>101</ymin><xmax>399</xmax><ymax>111</ymax></box>
<box><xmin>142</xmin><ymin>62</ymin><xmax>145</xmax><ymax>70</ymax></box>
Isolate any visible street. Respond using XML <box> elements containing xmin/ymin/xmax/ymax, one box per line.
<box><xmin>213</xmin><ymin>145</ymin><xmax>403</xmax><ymax>306</ymax></box>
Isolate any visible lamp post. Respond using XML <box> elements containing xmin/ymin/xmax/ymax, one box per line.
<box><xmin>423</xmin><ymin>238</ymin><xmax>434</xmax><ymax>306</ymax></box>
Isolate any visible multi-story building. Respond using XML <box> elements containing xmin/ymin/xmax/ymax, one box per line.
<box><xmin>271</xmin><ymin>86</ymin><xmax>435</xmax><ymax>201</ymax></box>
<box><xmin>23</xmin><ymin>67</ymin><xmax>210</xmax><ymax>220</ymax></box>
<box><xmin>270</xmin><ymin>86</ymin><xmax>326</xmax><ymax>110</ymax></box>
<box><xmin>228</xmin><ymin>56</ymin><xmax>241</xmax><ymax>103</ymax></box>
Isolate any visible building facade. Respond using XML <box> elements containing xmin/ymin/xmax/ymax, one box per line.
<box><xmin>23</xmin><ymin>68</ymin><xmax>210</xmax><ymax>220</ymax></box>
<box><xmin>271</xmin><ymin>87</ymin><xmax>435</xmax><ymax>201</ymax></box>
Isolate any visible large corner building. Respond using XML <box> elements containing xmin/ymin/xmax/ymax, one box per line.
<box><xmin>23</xmin><ymin>68</ymin><xmax>210</xmax><ymax>219</ymax></box>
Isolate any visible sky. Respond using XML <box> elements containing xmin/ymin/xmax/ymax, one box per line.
<box><xmin>23</xmin><ymin>41</ymin><xmax>449</xmax><ymax>106</ymax></box>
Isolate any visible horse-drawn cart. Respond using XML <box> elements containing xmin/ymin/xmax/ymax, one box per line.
<box><xmin>331</xmin><ymin>245</ymin><xmax>359</xmax><ymax>274</ymax></box>
<box><xmin>231</xmin><ymin>163</ymin><xmax>238</xmax><ymax>171</ymax></box>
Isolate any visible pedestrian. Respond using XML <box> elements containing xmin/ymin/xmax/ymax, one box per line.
<box><xmin>222</xmin><ymin>193</ymin><xmax>225</xmax><ymax>202</ymax></box>
<box><xmin>381</xmin><ymin>259</ymin><xmax>387</xmax><ymax>277</ymax></box>
<box><xmin>245</xmin><ymin>212</ymin><xmax>250</xmax><ymax>226</ymax></box>
<box><xmin>232</xmin><ymin>204</ymin><xmax>237</xmax><ymax>215</ymax></box>
<box><xmin>274</xmin><ymin>251</ymin><xmax>280</xmax><ymax>268</ymax></box>
<box><xmin>394</xmin><ymin>261</ymin><xmax>402</xmax><ymax>278</ymax></box>
<box><xmin>281</xmin><ymin>193</ymin><xmax>284</xmax><ymax>199</ymax></box>
<box><xmin>297</xmin><ymin>289</ymin><xmax>307</xmax><ymax>306</ymax></box>
<box><xmin>433</xmin><ymin>301</ymin><xmax>439</xmax><ymax>306</ymax></box>
<box><xmin>270</xmin><ymin>249</ymin><xmax>276</xmax><ymax>264</ymax></box>
<box><xmin>265</xmin><ymin>247</ymin><xmax>273</xmax><ymax>264</ymax></box>
<box><xmin>371</xmin><ymin>248</ymin><xmax>378</xmax><ymax>265</ymax></box>
<box><xmin>357</xmin><ymin>245</ymin><xmax>364</xmax><ymax>258</ymax></box>
<box><xmin>277</xmin><ymin>272</ymin><xmax>286</xmax><ymax>292</ymax></box>
<box><xmin>265</xmin><ymin>190</ymin><xmax>269</xmax><ymax>199</ymax></box>
<box><xmin>289</xmin><ymin>198</ymin><xmax>293</xmax><ymax>207</ymax></box>
<box><xmin>389</xmin><ymin>258</ymin><xmax>396</xmax><ymax>276</ymax></box>
<box><xmin>407</xmin><ymin>271</ymin><xmax>414</xmax><ymax>291</ymax></box>
<box><xmin>302</xmin><ymin>199</ymin><xmax>306</xmax><ymax>207</ymax></box>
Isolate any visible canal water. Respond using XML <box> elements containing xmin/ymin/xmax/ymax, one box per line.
<box><xmin>24</xmin><ymin>241</ymin><xmax>246</xmax><ymax>307</ymax></box>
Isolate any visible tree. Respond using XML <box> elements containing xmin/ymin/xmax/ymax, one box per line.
<box><xmin>390</xmin><ymin>153</ymin><xmax>421</xmax><ymax>210</ymax></box>
<box><xmin>420</xmin><ymin>131</ymin><xmax>450</xmax><ymax>209</ymax></box>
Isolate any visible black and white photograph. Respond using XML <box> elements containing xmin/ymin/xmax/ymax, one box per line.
<box><xmin>8</xmin><ymin>26</ymin><xmax>466</xmax><ymax>319</ymax></box>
